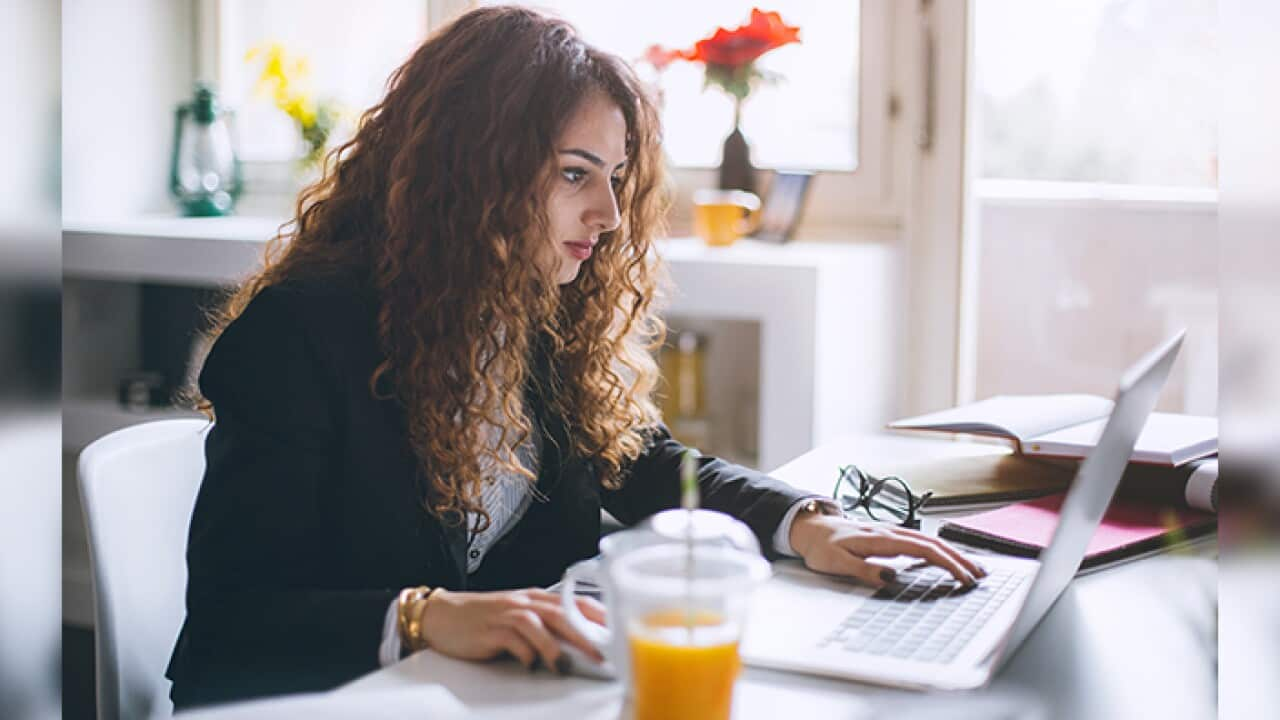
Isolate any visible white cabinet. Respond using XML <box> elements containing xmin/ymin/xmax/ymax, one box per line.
<box><xmin>655</xmin><ymin>237</ymin><xmax>896</xmax><ymax>471</ymax></box>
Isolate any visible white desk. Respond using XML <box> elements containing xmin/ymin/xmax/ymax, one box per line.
<box><xmin>335</xmin><ymin>435</ymin><xmax>1218</xmax><ymax>719</ymax></box>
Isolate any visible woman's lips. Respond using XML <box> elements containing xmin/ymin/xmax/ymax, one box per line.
<box><xmin>564</xmin><ymin>242</ymin><xmax>593</xmax><ymax>260</ymax></box>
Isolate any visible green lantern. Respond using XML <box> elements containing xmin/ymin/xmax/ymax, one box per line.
<box><xmin>169</xmin><ymin>84</ymin><xmax>243</xmax><ymax>216</ymax></box>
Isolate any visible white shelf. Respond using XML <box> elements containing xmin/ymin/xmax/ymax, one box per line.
<box><xmin>64</xmin><ymin>215</ymin><xmax>283</xmax><ymax>286</ymax></box>
<box><xmin>63</xmin><ymin>217</ymin><xmax>898</xmax><ymax>470</ymax></box>
<box><xmin>64</xmin><ymin>216</ymin><xmax>886</xmax><ymax>283</ymax></box>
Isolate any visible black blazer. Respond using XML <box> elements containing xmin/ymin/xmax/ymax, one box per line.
<box><xmin>165</xmin><ymin>281</ymin><xmax>811</xmax><ymax>710</ymax></box>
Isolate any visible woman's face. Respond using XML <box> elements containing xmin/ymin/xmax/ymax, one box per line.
<box><xmin>542</xmin><ymin>91</ymin><xmax>626</xmax><ymax>285</ymax></box>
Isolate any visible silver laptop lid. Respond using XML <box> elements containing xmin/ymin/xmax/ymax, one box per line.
<box><xmin>993</xmin><ymin>330</ymin><xmax>1186</xmax><ymax>670</ymax></box>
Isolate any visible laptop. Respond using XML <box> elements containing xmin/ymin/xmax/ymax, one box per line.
<box><xmin>739</xmin><ymin>330</ymin><xmax>1186</xmax><ymax>690</ymax></box>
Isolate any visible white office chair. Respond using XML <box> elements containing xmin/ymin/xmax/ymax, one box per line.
<box><xmin>78</xmin><ymin>418</ymin><xmax>210</xmax><ymax>720</ymax></box>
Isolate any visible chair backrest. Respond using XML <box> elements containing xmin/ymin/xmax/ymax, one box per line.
<box><xmin>78</xmin><ymin>418</ymin><xmax>210</xmax><ymax>720</ymax></box>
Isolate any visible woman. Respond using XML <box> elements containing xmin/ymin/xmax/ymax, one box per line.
<box><xmin>166</xmin><ymin>6</ymin><xmax>983</xmax><ymax>709</ymax></box>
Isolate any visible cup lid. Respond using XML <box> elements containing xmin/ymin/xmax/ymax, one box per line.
<box><xmin>647</xmin><ymin>508</ymin><xmax>760</xmax><ymax>554</ymax></box>
<box><xmin>611</xmin><ymin>543</ymin><xmax>771</xmax><ymax>599</ymax></box>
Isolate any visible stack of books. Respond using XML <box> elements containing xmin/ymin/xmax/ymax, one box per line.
<box><xmin>887</xmin><ymin>394</ymin><xmax>1218</xmax><ymax>571</ymax></box>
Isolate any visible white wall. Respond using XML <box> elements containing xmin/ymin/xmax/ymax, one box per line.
<box><xmin>1</xmin><ymin>0</ymin><xmax>60</xmax><ymax>234</ymax></box>
<box><xmin>63</xmin><ymin>0</ymin><xmax>195</xmax><ymax>219</ymax></box>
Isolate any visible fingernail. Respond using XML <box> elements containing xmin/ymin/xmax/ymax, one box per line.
<box><xmin>879</xmin><ymin>568</ymin><xmax>897</xmax><ymax>583</ymax></box>
<box><xmin>555</xmin><ymin>655</ymin><xmax>572</xmax><ymax>676</ymax></box>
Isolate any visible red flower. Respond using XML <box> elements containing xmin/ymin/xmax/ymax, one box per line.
<box><xmin>644</xmin><ymin>44</ymin><xmax>682</xmax><ymax>72</ymax></box>
<box><xmin>680</xmin><ymin>8</ymin><xmax>800</xmax><ymax>69</ymax></box>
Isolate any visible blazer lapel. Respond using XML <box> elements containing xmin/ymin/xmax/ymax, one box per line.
<box><xmin>441</xmin><ymin>519</ymin><xmax>469</xmax><ymax>587</ymax></box>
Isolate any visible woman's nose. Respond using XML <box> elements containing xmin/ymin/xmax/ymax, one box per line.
<box><xmin>585</xmin><ymin>183</ymin><xmax>621</xmax><ymax>233</ymax></box>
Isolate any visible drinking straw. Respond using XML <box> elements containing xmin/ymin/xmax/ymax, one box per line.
<box><xmin>680</xmin><ymin>450</ymin><xmax>699</xmax><ymax>637</ymax></box>
<box><xmin>680</xmin><ymin>449</ymin><xmax>700</xmax><ymax>511</ymax></box>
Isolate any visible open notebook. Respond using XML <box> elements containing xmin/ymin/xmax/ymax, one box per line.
<box><xmin>889</xmin><ymin>394</ymin><xmax>1217</xmax><ymax>466</ymax></box>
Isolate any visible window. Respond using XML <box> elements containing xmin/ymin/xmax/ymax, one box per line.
<box><xmin>961</xmin><ymin>0</ymin><xmax>1220</xmax><ymax>416</ymax></box>
<box><xmin>973</xmin><ymin>0</ymin><xmax>1217</xmax><ymax>187</ymax></box>
<box><xmin>488</xmin><ymin>1</ymin><xmax>860</xmax><ymax>171</ymax></box>
<box><xmin>207</xmin><ymin>0</ymin><xmax>899</xmax><ymax>227</ymax></box>
<box><xmin>214</xmin><ymin>0</ymin><xmax>429</xmax><ymax>162</ymax></box>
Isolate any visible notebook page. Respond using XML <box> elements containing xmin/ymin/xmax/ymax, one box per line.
<box><xmin>1026</xmin><ymin>412</ymin><xmax>1218</xmax><ymax>464</ymax></box>
<box><xmin>889</xmin><ymin>394</ymin><xmax>1113</xmax><ymax>443</ymax></box>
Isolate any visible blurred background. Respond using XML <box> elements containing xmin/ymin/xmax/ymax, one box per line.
<box><xmin>0</xmin><ymin>1</ymin><xmax>1275</xmax><ymax>719</ymax></box>
<box><xmin>1</xmin><ymin>1</ymin><xmax>61</xmax><ymax>719</ymax></box>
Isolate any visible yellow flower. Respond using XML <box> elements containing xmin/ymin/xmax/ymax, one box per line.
<box><xmin>282</xmin><ymin>95</ymin><xmax>318</xmax><ymax>128</ymax></box>
<box><xmin>247</xmin><ymin>42</ymin><xmax>323</xmax><ymax>128</ymax></box>
<box><xmin>246</xmin><ymin>42</ymin><xmax>339</xmax><ymax>168</ymax></box>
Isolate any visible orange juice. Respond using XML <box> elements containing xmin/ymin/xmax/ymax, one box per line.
<box><xmin>629</xmin><ymin>609</ymin><xmax>741</xmax><ymax>720</ymax></box>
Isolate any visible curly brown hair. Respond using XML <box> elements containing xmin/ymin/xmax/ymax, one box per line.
<box><xmin>196</xmin><ymin>6</ymin><xmax>671</xmax><ymax>530</ymax></box>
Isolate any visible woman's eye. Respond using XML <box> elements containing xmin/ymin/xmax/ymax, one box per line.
<box><xmin>561</xmin><ymin>167</ymin><xmax>587</xmax><ymax>184</ymax></box>
<box><xmin>610</xmin><ymin>175</ymin><xmax>623</xmax><ymax>191</ymax></box>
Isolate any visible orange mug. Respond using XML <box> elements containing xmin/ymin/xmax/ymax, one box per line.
<box><xmin>693</xmin><ymin>189</ymin><xmax>761</xmax><ymax>246</ymax></box>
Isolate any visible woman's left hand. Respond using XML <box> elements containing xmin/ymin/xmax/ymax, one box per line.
<box><xmin>789</xmin><ymin>511</ymin><xmax>987</xmax><ymax>588</ymax></box>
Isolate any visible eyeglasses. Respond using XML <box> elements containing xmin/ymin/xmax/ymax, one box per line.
<box><xmin>832</xmin><ymin>464</ymin><xmax>933</xmax><ymax>530</ymax></box>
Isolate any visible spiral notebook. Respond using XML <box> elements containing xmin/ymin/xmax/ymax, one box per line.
<box><xmin>938</xmin><ymin>493</ymin><xmax>1216</xmax><ymax>571</ymax></box>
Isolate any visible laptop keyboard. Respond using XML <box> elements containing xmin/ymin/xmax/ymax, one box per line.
<box><xmin>818</xmin><ymin>565</ymin><xmax>1028</xmax><ymax>664</ymax></box>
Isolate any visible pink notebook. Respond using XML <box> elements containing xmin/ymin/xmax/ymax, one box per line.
<box><xmin>938</xmin><ymin>494</ymin><xmax>1216</xmax><ymax>570</ymax></box>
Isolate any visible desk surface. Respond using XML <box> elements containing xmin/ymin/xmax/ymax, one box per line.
<box><xmin>337</xmin><ymin>435</ymin><xmax>1217</xmax><ymax>719</ymax></box>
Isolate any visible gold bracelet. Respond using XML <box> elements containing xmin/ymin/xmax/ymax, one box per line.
<box><xmin>397</xmin><ymin>586</ymin><xmax>432</xmax><ymax>650</ymax></box>
<box><xmin>407</xmin><ymin>588</ymin><xmax>439</xmax><ymax>652</ymax></box>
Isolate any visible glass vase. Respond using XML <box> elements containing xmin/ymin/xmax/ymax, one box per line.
<box><xmin>717</xmin><ymin>99</ymin><xmax>756</xmax><ymax>194</ymax></box>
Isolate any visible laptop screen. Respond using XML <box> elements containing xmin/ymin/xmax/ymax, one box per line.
<box><xmin>995</xmin><ymin>331</ymin><xmax>1185</xmax><ymax>667</ymax></box>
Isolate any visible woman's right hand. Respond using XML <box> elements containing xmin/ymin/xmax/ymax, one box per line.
<box><xmin>418</xmin><ymin>587</ymin><xmax>607</xmax><ymax>673</ymax></box>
